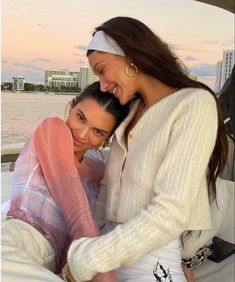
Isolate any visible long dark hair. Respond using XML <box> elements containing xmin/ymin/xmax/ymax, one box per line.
<box><xmin>70</xmin><ymin>81</ymin><xmax>130</xmax><ymax>134</ymax></box>
<box><xmin>88</xmin><ymin>16</ymin><xmax>228</xmax><ymax>202</ymax></box>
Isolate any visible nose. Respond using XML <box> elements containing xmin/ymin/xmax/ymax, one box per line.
<box><xmin>78</xmin><ymin>125</ymin><xmax>89</xmax><ymax>139</ymax></box>
<box><xmin>100</xmin><ymin>78</ymin><xmax>109</xmax><ymax>92</ymax></box>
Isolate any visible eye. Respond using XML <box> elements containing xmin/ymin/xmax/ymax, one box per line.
<box><xmin>76</xmin><ymin>112</ymin><xmax>85</xmax><ymax>123</ymax></box>
<box><xmin>93</xmin><ymin>129</ymin><xmax>105</xmax><ymax>137</ymax></box>
<box><xmin>97</xmin><ymin>68</ymin><xmax>104</xmax><ymax>76</ymax></box>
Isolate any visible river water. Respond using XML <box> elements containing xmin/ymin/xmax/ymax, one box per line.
<box><xmin>1</xmin><ymin>91</ymin><xmax>76</xmax><ymax>170</ymax></box>
<box><xmin>1</xmin><ymin>91</ymin><xmax>75</xmax><ymax>145</ymax></box>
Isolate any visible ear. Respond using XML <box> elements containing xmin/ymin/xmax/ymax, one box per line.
<box><xmin>124</xmin><ymin>56</ymin><xmax>132</xmax><ymax>64</ymax></box>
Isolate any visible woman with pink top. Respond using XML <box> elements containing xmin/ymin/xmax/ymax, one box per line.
<box><xmin>1</xmin><ymin>81</ymin><xmax>130</xmax><ymax>282</ymax></box>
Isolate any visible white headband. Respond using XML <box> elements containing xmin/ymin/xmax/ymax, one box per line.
<box><xmin>87</xmin><ymin>30</ymin><xmax>125</xmax><ymax>56</ymax></box>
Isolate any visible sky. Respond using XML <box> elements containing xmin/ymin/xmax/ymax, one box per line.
<box><xmin>1</xmin><ymin>0</ymin><xmax>234</xmax><ymax>89</ymax></box>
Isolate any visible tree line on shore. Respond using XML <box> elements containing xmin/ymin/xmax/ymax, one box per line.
<box><xmin>1</xmin><ymin>82</ymin><xmax>81</xmax><ymax>93</ymax></box>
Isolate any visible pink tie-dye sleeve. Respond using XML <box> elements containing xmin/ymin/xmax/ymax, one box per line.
<box><xmin>32</xmin><ymin>117</ymin><xmax>100</xmax><ymax>239</ymax></box>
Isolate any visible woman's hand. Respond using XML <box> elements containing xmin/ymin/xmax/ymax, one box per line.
<box><xmin>182</xmin><ymin>266</ymin><xmax>195</xmax><ymax>282</ymax></box>
<box><xmin>62</xmin><ymin>263</ymin><xmax>118</xmax><ymax>282</ymax></box>
<box><xmin>91</xmin><ymin>271</ymin><xmax>118</xmax><ymax>282</ymax></box>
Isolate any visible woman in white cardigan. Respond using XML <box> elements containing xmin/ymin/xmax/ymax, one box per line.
<box><xmin>66</xmin><ymin>17</ymin><xmax>228</xmax><ymax>282</ymax></box>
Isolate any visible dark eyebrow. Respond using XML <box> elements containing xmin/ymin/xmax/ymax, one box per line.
<box><xmin>78</xmin><ymin>109</ymin><xmax>86</xmax><ymax>121</ymax></box>
<box><xmin>95</xmin><ymin>128</ymin><xmax>109</xmax><ymax>135</ymax></box>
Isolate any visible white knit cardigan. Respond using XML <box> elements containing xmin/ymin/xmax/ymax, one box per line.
<box><xmin>68</xmin><ymin>88</ymin><xmax>218</xmax><ymax>281</ymax></box>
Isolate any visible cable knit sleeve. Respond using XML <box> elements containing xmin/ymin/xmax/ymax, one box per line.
<box><xmin>32</xmin><ymin>117</ymin><xmax>99</xmax><ymax>239</ymax></box>
<box><xmin>67</xmin><ymin>91</ymin><xmax>218</xmax><ymax>281</ymax></box>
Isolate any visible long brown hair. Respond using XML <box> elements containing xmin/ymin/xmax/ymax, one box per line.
<box><xmin>89</xmin><ymin>16</ymin><xmax>228</xmax><ymax>202</ymax></box>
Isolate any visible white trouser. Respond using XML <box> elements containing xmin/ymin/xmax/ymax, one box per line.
<box><xmin>103</xmin><ymin>222</ymin><xmax>187</xmax><ymax>282</ymax></box>
<box><xmin>117</xmin><ymin>239</ymin><xmax>187</xmax><ymax>282</ymax></box>
<box><xmin>1</xmin><ymin>217</ymin><xmax>64</xmax><ymax>282</ymax></box>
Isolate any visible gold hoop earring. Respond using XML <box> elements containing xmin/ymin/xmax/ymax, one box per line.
<box><xmin>95</xmin><ymin>141</ymin><xmax>106</xmax><ymax>161</ymax></box>
<box><xmin>125</xmin><ymin>63</ymin><xmax>138</xmax><ymax>77</ymax></box>
<box><xmin>100</xmin><ymin>140</ymin><xmax>107</xmax><ymax>149</ymax></box>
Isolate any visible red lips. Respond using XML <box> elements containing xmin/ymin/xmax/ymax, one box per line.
<box><xmin>73</xmin><ymin>136</ymin><xmax>84</xmax><ymax>147</ymax></box>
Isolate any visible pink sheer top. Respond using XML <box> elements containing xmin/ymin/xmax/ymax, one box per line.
<box><xmin>8</xmin><ymin>117</ymin><xmax>104</xmax><ymax>272</ymax></box>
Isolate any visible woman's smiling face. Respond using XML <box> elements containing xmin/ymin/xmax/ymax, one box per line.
<box><xmin>66</xmin><ymin>98</ymin><xmax>116</xmax><ymax>161</ymax></box>
<box><xmin>88</xmin><ymin>51</ymin><xmax>139</xmax><ymax>105</ymax></box>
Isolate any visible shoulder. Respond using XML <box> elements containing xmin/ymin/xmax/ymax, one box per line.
<box><xmin>38</xmin><ymin>116</ymin><xmax>67</xmax><ymax>128</ymax></box>
<box><xmin>33</xmin><ymin>117</ymin><xmax>72</xmax><ymax>142</ymax></box>
<box><xmin>160</xmin><ymin>88</ymin><xmax>218</xmax><ymax>122</ymax></box>
<box><xmin>84</xmin><ymin>154</ymin><xmax>105</xmax><ymax>170</ymax></box>
<box><xmin>84</xmin><ymin>154</ymin><xmax>105</xmax><ymax>179</ymax></box>
<box><xmin>143</xmin><ymin>88</ymin><xmax>217</xmax><ymax>128</ymax></box>
<box><xmin>36</xmin><ymin>117</ymin><xmax>70</xmax><ymax>133</ymax></box>
<box><xmin>146</xmin><ymin>88</ymin><xmax>217</xmax><ymax>120</ymax></box>
<box><xmin>177</xmin><ymin>88</ymin><xmax>216</xmax><ymax>109</ymax></box>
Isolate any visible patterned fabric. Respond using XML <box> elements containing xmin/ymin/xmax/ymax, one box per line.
<box><xmin>153</xmin><ymin>260</ymin><xmax>173</xmax><ymax>282</ymax></box>
<box><xmin>8</xmin><ymin>117</ymin><xmax>104</xmax><ymax>272</ymax></box>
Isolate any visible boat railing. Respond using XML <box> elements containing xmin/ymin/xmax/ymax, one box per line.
<box><xmin>1</xmin><ymin>143</ymin><xmax>24</xmax><ymax>171</ymax></box>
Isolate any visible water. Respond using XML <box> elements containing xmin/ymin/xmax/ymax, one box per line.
<box><xmin>1</xmin><ymin>91</ymin><xmax>76</xmax><ymax>170</ymax></box>
<box><xmin>1</xmin><ymin>91</ymin><xmax>75</xmax><ymax>145</ymax></box>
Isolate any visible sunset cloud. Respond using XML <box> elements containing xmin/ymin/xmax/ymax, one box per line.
<box><xmin>184</xmin><ymin>55</ymin><xmax>198</xmax><ymax>61</ymax></box>
<box><xmin>13</xmin><ymin>62</ymin><xmax>42</xmax><ymax>71</ymax></box>
<box><xmin>168</xmin><ymin>43</ymin><xmax>185</xmax><ymax>51</ymax></box>
<box><xmin>37</xmin><ymin>23</ymin><xmax>47</xmax><ymax>27</ymax></box>
<box><xmin>33</xmin><ymin>58</ymin><xmax>52</xmax><ymax>63</ymax></box>
<box><xmin>74</xmin><ymin>44</ymin><xmax>87</xmax><ymax>51</ymax></box>
<box><xmin>188</xmin><ymin>63</ymin><xmax>216</xmax><ymax>77</ymax></box>
<box><xmin>75</xmin><ymin>58</ymin><xmax>86</xmax><ymax>65</ymax></box>
<box><xmin>201</xmin><ymin>39</ymin><xmax>234</xmax><ymax>46</ymax></box>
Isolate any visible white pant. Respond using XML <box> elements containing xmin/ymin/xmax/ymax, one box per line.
<box><xmin>117</xmin><ymin>239</ymin><xmax>187</xmax><ymax>282</ymax></box>
<box><xmin>103</xmin><ymin>222</ymin><xmax>187</xmax><ymax>282</ymax></box>
<box><xmin>1</xmin><ymin>217</ymin><xmax>64</xmax><ymax>282</ymax></box>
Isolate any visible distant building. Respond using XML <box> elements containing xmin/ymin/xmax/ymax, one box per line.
<box><xmin>215</xmin><ymin>61</ymin><xmax>222</xmax><ymax>93</ymax></box>
<box><xmin>221</xmin><ymin>50</ymin><xmax>234</xmax><ymax>87</ymax></box>
<box><xmin>215</xmin><ymin>50</ymin><xmax>234</xmax><ymax>92</ymax></box>
<box><xmin>188</xmin><ymin>73</ymin><xmax>198</xmax><ymax>81</ymax></box>
<box><xmin>79</xmin><ymin>65</ymin><xmax>98</xmax><ymax>91</ymax></box>
<box><xmin>12</xmin><ymin>76</ymin><xmax>25</xmax><ymax>91</ymax></box>
<box><xmin>45</xmin><ymin>69</ymin><xmax>79</xmax><ymax>89</ymax></box>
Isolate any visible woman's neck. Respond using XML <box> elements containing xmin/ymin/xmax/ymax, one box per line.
<box><xmin>138</xmin><ymin>74</ymin><xmax>179</xmax><ymax>109</ymax></box>
<box><xmin>74</xmin><ymin>152</ymin><xmax>84</xmax><ymax>163</ymax></box>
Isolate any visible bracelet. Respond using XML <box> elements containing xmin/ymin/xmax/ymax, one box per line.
<box><xmin>62</xmin><ymin>263</ymin><xmax>77</xmax><ymax>282</ymax></box>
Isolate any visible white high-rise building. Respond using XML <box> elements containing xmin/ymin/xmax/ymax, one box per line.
<box><xmin>12</xmin><ymin>76</ymin><xmax>25</xmax><ymax>91</ymax></box>
<box><xmin>79</xmin><ymin>65</ymin><xmax>98</xmax><ymax>91</ymax></box>
<box><xmin>221</xmin><ymin>50</ymin><xmax>234</xmax><ymax>87</ymax></box>
<box><xmin>45</xmin><ymin>69</ymin><xmax>79</xmax><ymax>89</ymax></box>
<box><xmin>215</xmin><ymin>61</ymin><xmax>222</xmax><ymax>93</ymax></box>
<box><xmin>215</xmin><ymin>50</ymin><xmax>234</xmax><ymax>92</ymax></box>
